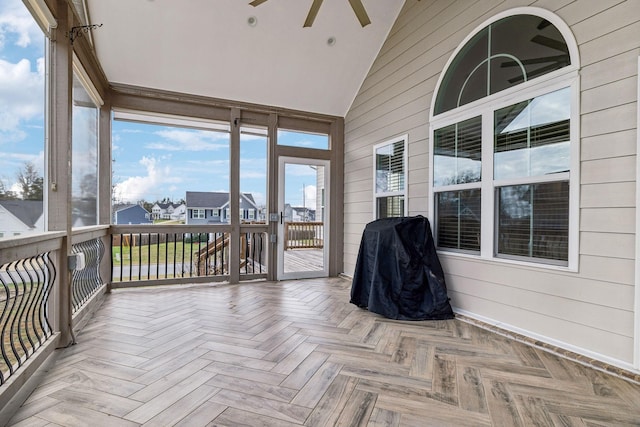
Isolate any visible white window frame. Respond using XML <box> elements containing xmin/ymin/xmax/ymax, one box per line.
<box><xmin>373</xmin><ymin>135</ymin><xmax>408</xmax><ymax>220</ymax></box>
<box><xmin>428</xmin><ymin>7</ymin><xmax>580</xmax><ymax>271</ymax></box>
<box><xmin>192</xmin><ymin>209</ymin><xmax>205</xmax><ymax>219</ymax></box>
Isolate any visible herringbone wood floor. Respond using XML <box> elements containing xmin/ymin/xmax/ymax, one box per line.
<box><xmin>8</xmin><ymin>277</ymin><xmax>640</xmax><ymax>426</ymax></box>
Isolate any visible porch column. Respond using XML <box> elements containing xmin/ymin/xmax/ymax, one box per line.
<box><xmin>230</xmin><ymin>108</ymin><xmax>241</xmax><ymax>283</ymax></box>
<box><xmin>47</xmin><ymin>0</ymin><xmax>73</xmax><ymax>346</ymax></box>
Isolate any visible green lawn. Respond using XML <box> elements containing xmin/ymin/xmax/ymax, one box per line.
<box><xmin>111</xmin><ymin>241</ymin><xmax>221</xmax><ymax>266</ymax></box>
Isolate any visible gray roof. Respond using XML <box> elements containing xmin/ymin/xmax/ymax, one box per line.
<box><xmin>186</xmin><ymin>192</ymin><xmax>257</xmax><ymax>209</ymax></box>
<box><xmin>0</xmin><ymin>200</ymin><xmax>43</xmax><ymax>228</ymax></box>
<box><xmin>186</xmin><ymin>192</ymin><xmax>229</xmax><ymax>208</ymax></box>
<box><xmin>114</xmin><ymin>204</ymin><xmax>150</xmax><ymax>214</ymax></box>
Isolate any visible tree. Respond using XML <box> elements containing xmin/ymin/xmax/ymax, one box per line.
<box><xmin>0</xmin><ymin>179</ymin><xmax>17</xmax><ymax>200</ymax></box>
<box><xmin>16</xmin><ymin>162</ymin><xmax>44</xmax><ymax>200</ymax></box>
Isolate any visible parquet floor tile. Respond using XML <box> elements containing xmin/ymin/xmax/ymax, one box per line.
<box><xmin>7</xmin><ymin>278</ymin><xmax>640</xmax><ymax>426</ymax></box>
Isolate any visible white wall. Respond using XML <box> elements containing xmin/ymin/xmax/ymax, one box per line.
<box><xmin>343</xmin><ymin>0</ymin><xmax>640</xmax><ymax>369</ymax></box>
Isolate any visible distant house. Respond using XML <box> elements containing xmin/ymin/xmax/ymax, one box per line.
<box><xmin>185</xmin><ymin>191</ymin><xmax>260</xmax><ymax>224</ymax></box>
<box><xmin>151</xmin><ymin>202</ymin><xmax>186</xmax><ymax>221</ymax></box>
<box><xmin>113</xmin><ymin>204</ymin><xmax>152</xmax><ymax>225</ymax></box>
<box><xmin>0</xmin><ymin>200</ymin><xmax>44</xmax><ymax>238</ymax></box>
<box><xmin>284</xmin><ymin>204</ymin><xmax>315</xmax><ymax>222</ymax></box>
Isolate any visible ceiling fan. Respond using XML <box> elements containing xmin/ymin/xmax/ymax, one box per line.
<box><xmin>249</xmin><ymin>0</ymin><xmax>371</xmax><ymax>28</ymax></box>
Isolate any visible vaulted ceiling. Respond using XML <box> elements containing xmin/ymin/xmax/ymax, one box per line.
<box><xmin>85</xmin><ymin>0</ymin><xmax>406</xmax><ymax>117</ymax></box>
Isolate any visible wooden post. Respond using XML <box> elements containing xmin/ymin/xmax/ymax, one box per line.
<box><xmin>48</xmin><ymin>1</ymin><xmax>73</xmax><ymax>347</ymax></box>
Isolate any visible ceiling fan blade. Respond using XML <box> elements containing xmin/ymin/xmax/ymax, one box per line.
<box><xmin>500</xmin><ymin>54</ymin><xmax>570</xmax><ymax>68</ymax></box>
<box><xmin>303</xmin><ymin>0</ymin><xmax>324</xmax><ymax>27</ymax></box>
<box><xmin>531</xmin><ymin>35</ymin><xmax>568</xmax><ymax>53</ymax></box>
<box><xmin>537</xmin><ymin>19</ymin><xmax>551</xmax><ymax>30</ymax></box>
<box><xmin>348</xmin><ymin>0</ymin><xmax>371</xmax><ymax>27</ymax></box>
<box><xmin>249</xmin><ymin>0</ymin><xmax>268</xmax><ymax>6</ymax></box>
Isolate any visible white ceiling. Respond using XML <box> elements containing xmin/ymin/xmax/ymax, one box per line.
<box><xmin>86</xmin><ymin>0</ymin><xmax>406</xmax><ymax>117</ymax></box>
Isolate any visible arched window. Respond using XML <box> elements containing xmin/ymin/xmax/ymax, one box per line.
<box><xmin>430</xmin><ymin>9</ymin><xmax>579</xmax><ymax>267</ymax></box>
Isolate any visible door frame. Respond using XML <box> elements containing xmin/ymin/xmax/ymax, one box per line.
<box><xmin>277</xmin><ymin>156</ymin><xmax>330</xmax><ymax>280</ymax></box>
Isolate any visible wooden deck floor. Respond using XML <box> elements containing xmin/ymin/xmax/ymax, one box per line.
<box><xmin>7</xmin><ymin>277</ymin><xmax>640</xmax><ymax>426</ymax></box>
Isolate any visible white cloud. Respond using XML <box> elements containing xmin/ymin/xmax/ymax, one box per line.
<box><xmin>113</xmin><ymin>156</ymin><xmax>183</xmax><ymax>203</ymax></box>
<box><xmin>0</xmin><ymin>57</ymin><xmax>44</xmax><ymax>140</ymax></box>
<box><xmin>0</xmin><ymin>0</ymin><xmax>42</xmax><ymax>49</ymax></box>
<box><xmin>0</xmin><ymin>0</ymin><xmax>44</xmax><ymax>142</ymax></box>
<box><xmin>0</xmin><ymin>150</ymin><xmax>44</xmax><ymax>173</ymax></box>
<box><xmin>147</xmin><ymin>129</ymin><xmax>229</xmax><ymax>151</ymax></box>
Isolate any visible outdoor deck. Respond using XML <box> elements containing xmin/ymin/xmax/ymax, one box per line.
<box><xmin>6</xmin><ymin>277</ymin><xmax>640</xmax><ymax>426</ymax></box>
<box><xmin>284</xmin><ymin>248</ymin><xmax>324</xmax><ymax>273</ymax></box>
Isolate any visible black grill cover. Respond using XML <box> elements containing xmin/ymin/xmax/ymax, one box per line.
<box><xmin>350</xmin><ymin>216</ymin><xmax>454</xmax><ymax>320</ymax></box>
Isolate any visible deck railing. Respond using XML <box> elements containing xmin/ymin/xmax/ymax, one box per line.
<box><xmin>285</xmin><ymin>221</ymin><xmax>324</xmax><ymax>249</ymax></box>
<box><xmin>0</xmin><ymin>233</ymin><xmax>63</xmax><ymax>387</ymax></box>
<box><xmin>71</xmin><ymin>234</ymin><xmax>106</xmax><ymax>314</ymax></box>
<box><xmin>111</xmin><ymin>224</ymin><xmax>268</xmax><ymax>287</ymax></box>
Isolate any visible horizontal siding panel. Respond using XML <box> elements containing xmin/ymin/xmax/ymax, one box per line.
<box><xmin>580</xmin><ymin>207</ymin><xmax>635</xmax><ymax>234</ymax></box>
<box><xmin>581</xmin><ymin>156</ymin><xmax>636</xmax><ymax>184</ymax></box>
<box><xmin>346</xmin><ymin>106</ymin><xmax>428</xmax><ymax>146</ymax></box>
<box><xmin>580</xmin><ymin>231</ymin><xmax>634</xmax><ymax>259</ymax></box>
<box><xmin>408</xmin><ymin>152</ymin><xmax>429</xmax><ymax>171</ymax></box>
<box><xmin>344</xmin><ymin>202</ymin><xmax>373</xmax><ymax>217</ymax></box>
<box><xmin>446</xmin><ymin>274</ymin><xmax>634</xmax><ymax>336</ymax></box>
<box><xmin>573</xmin><ymin>2</ymin><xmax>640</xmax><ymax>44</ymax></box>
<box><xmin>408</xmin><ymin>198</ymin><xmax>428</xmax><ymax>216</ymax></box>
<box><xmin>581</xmin><ymin>51</ymin><xmax>639</xmax><ymax>91</ymax></box>
<box><xmin>581</xmin><ymin>76</ymin><xmax>637</xmax><ymax>114</ymax></box>
<box><xmin>342</xmin><ymin>155</ymin><xmax>370</xmax><ymax>174</ymax></box>
<box><xmin>450</xmin><ymin>291</ymin><xmax>633</xmax><ymax>362</ymax></box>
<box><xmin>349</xmin><ymin>67</ymin><xmax>438</xmax><ymax>125</ymax></box>
<box><xmin>347</xmin><ymin>94</ymin><xmax>431</xmax><ymax>140</ymax></box>
<box><xmin>531</xmin><ymin>0</ymin><xmax>579</xmax><ymax>12</ymax></box>
<box><xmin>343</xmin><ymin>189</ymin><xmax>373</xmax><ymax>204</ymax></box>
<box><xmin>581</xmin><ymin>129</ymin><xmax>636</xmax><ymax>161</ymax></box>
<box><xmin>369</xmin><ymin>0</ymin><xmax>467</xmax><ymax>74</ymax></box>
<box><xmin>439</xmin><ymin>254</ymin><xmax>635</xmax><ymax>311</ymax></box>
<box><xmin>580</xmin><ymin>182</ymin><xmax>635</xmax><ymax>208</ymax></box>
<box><xmin>346</xmin><ymin>112</ymin><xmax>429</xmax><ymax>153</ymax></box>
<box><xmin>344</xmin><ymin>167</ymin><xmax>372</xmax><ymax>185</ymax></box>
<box><xmin>579</xmin><ymin>255</ymin><xmax>635</xmax><ymax>286</ymax></box>
<box><xmin>580</xmin><ymin>103</ymin><xmax>637</xmax><ymax>138</ymax></box>
<box><xmin>557</xmin><ymin>0</ymin><xmax>627</xmax><ymax>28</ymax></box>
<box><xmin>579</xmin><ymin>20</ymin><xmax>640</xmax><ymax>67</ymax></box>
<box><xmin>407</xmin><ymin>180</ymin><xmax>428</xmax><ymax>196</ymax></box>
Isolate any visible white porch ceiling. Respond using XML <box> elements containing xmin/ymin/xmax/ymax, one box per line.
<box><xmin>85</xmin><ymin>0</ymin><xmax>406</xmax><ymax>117</ymax></box>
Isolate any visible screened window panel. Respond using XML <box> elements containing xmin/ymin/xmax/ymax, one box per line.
<box><xmin>377</xmin><ymin>196</ymin><xmax>404</xmax><ymax>219</ymax></box>
<box><xmin>376</xmin><ymin>140</ymin><xmax>405</xmax><ymax>194</ymax></box>
<box><xmin>436</xmin><ymin>189</ymin><xmax>481</xmax><ymax>252</ymax></box>
<box><xmin>497</xmin><ymin>181</ymin><xmax>569</xmax><ymax>262</ymax></box>
<box><xmin>72</xmin><ymin>73</ymin><xmax>98</xmax><ymax>227</ymax></box>
<box><xmin>434</xmin><ymin>116</ymin><xmax>482</xmax><ymax>186</ymax></box>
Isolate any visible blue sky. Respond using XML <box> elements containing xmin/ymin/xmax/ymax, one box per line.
<box><xmin>0</xmin><ymin>0</ymin><xmax>45</xmax><ymax>194</ymax></box>
<box><xmin>1</xmin><ymin>0</ymin><xmax>326</xmax><ymax>210</ymax></box>
<box><xmin>113</xmin><ymin>120</ymin><xmax>327</xmax><ymax>208</ymax></box>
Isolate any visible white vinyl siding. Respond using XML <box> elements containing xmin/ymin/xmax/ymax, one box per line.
<box><xmin>343</xmin><ymin>0</ymin><xmax>640</xmax><ymax>368</ymax></box>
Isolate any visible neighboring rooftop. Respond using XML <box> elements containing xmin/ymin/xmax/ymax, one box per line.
<box><xmin>0</xmin><ymin>200</ymin><xmax>43</xmax><ymax>228</ymax></box>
